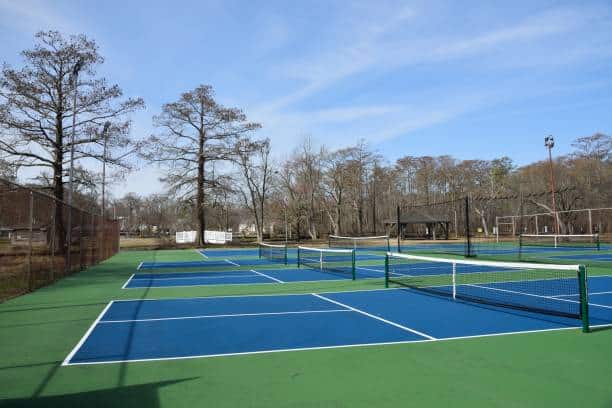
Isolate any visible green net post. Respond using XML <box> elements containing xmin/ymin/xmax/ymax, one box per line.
<box><xmin>596</xmin><ymin>235</ymin><xmax>600</xmax><ymax>251</ymax></box>
<box><xmin>258</xmin><ymin>245</ymin><xmax>262</xmax><ymax>259</ymax></box>
<box><xmin>578</xmin><ymin>265</ymin><xmax>590</xmax><ymax>333</ymax></box>
<box><xmin>464</xmin><ymin>196</ymin><xmax>473</xmax><ymax>257</ymax></box>
<box><xmin>297</xmin><ymin>247</ymin><xmax>301</xmax><ymax>268</ymax></box>
<box><xmin>396</xmin><ymin>205</ymin><xmax>401</xmax><ymax>253</ymax></box>
<box><xmin>384</xmin><ymin>254</ymin><xmax>389</xmax><ymax>288</ymax></box>
<box><xmin>351</xmin><ymin>250</ymin><xmax>356</xmax><ymax>280</ymax></box>
<box><xmin>284</xmin><ymin>244</ymin><xmax>288</xmax><ymax>265</ymax></box>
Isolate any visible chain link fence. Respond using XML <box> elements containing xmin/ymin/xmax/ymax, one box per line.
<box><xmin>0</xmin><ymin>178</ymin><xmax>119</xmax><ymax>301</ymax></box>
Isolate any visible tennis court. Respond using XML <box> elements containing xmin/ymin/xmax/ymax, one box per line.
<box><xmin>123</xmin><ymin>246</ymin><xmax>388</xmax><ymax>288</ymax></box>
<box><xmin>123</xmin><ymin>266</ymin><xmax>386</xmax><ymax>288</ymax></box>
<box><xmin>71</xmin><ymin>247</ymin><xmax>612</xmax><ymax>365</ymax></box>
<box><xmin>552</xmin><ymin>253</ymin><xmax>612</xmax><ymax>262</ymax></box>
<box><xmin>64</xmin><ymin>274</ymin><xmax>612</xmax><ymax>365</ymax></box>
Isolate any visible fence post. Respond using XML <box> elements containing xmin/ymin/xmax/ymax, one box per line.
<box><xmin>396</xmin><ymin>205</ymin><xmax>401</xmax><ymax>252</ymax></box>
<box><xmin>79</xmin><ymin>211</ymin><xmax>84</xmax><ymax>270</ymax></box>
<box><xmin>90</xmin><ymin>213</ymin><xmax>95</xmax><ymax>265</ymax></box>
<box><xmin>66</xmin><ymin>204</ymin><xmax>71</xmax><ymax>274</ymax></box>
<box><xmin>464</xmin><ymin>196</ymin><xmax>472</xmax><ymax>257</ymax></box>
<box><xmin>50</xmin><ymin>199</ymin><xmax>56</xmax><ymax>282</ymax></box>
<box><xmin>27</xmin><ymin>191</ymin><xmax>34</xmax><ymax>291</ymax></box>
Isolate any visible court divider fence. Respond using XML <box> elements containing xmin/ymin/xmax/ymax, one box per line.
<box><xmin>0</xmin><ymin>178</ymin><xmax>119</xmax><ymax>301</ymax></box>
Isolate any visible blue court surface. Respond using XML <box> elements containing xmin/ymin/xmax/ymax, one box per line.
<box><xmin>552</xmin><ymin>253</ymin><xmax>612</xmax><ymax>262</ymax></box>
<box><xmin>123</xmin><ymin>266</ymin><xmax>387</xmax><ymax>288</ymax></box>
<box><xmin>400</xmin><ymin>243</ymin><xmax>611</xmax><ymax>256</ymax></box>
<box><xmin>139</xmin><ymin>258</ymin><xmax>295</xmax><ymax>269</ymax></box>
<box><xmin>65</xmin><ymin>276</ymin><xmax>612</xmax><ymax>365</ymax></box>
<box><xmin>124</xmin><ymin>260</ymin><xmax>598</xmax><ymax>289</ymax></box>
<box><xmin>200</xmin><ymin>248</ymin><xmax>259</xmax><ymax>258</ymax></box>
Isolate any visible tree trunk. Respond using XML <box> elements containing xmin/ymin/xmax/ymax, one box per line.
<box><xmin>197</xmin><ymin>146</ymin><xmax>206</xmax><ymax>247</ymax></box>
<box><xmin>53</xmin><ymin>115</ymin><xmax>65</xmax><ymax>254</ymax></box>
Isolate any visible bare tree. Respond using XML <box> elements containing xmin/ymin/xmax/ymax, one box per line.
<box><xmin>142</xmin><ymin>85</ymin><xmax>260</xmax><ymax>246</ymax></box>
<box><xmin>0</xmin><ymin>31</ymin><xmax>144</xmax><ymax>249</ymax></box>
<box><xmin>321</xmin><ymin>147</ymin><xmax>352</xmax><ymax>235</ymax></box>
<box><xmin>0</xmin><ymin>152</ymin><xmax>19</xmax><ymax>181</ymax></box>
<box><xmin>234</xmin><ymin>138</ymin><xmax>272</xmax><ymax>241</ymax></box>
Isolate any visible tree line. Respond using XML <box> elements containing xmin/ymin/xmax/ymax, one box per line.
<box><xmin>1</xmin><ymin>31</ymin><xmax>610</xmax><ymax>247</ymax></box>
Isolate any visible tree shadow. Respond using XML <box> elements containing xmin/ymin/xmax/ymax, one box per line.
<box><xmin>0</xmin><ymin>378</ymin><xmax>199</xmax><ymax>408</ymax></box>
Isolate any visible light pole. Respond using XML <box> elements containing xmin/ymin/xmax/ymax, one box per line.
<box><xmin>371</xmin><ymin>161</ymin><xmax>377</xmax><ymax>235</ymax></box>
<box><xmin>282</xmin><ymin>200</ymin><xmax>288</xmax><ymax>243</ymax></box>
<box><xmin>100</xmin><ymin>121</ymin><xmax>111</xmax><ymax>218</ymax></box>
<box><xmin>68</xmin><ymin>58</ymin><xmax>84</xmax><ymax>207</ymax></box>
<box><xmin>544</xmin><ymin>135</ymin><xmax>558</xmax><ymax>234</ymax></box>
<box><xmin>66</xmin><ymin>58</ymin><xmax>83</xmax><ymax>272</ymax></box>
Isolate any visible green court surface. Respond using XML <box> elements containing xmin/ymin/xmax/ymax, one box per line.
<box><xmin>1</xmin><ymin>249</ymin><xmax>611</xmax><ymax>407</ymax></box>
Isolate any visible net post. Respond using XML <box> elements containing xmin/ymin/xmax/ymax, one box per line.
<box><xmin>258</xmin><ymin>244</ymin><xmax>262</xmax><ymax>259</ymax></box>
<box><xmin>284</xmin><ymin>244</ymin><xmax>288</xmax><ymax>265</ymax></box>
<box><xmin>596</xmin><ymin>234</ymin><xmax>600</xmax><ymax>251</ymax></box>
<box><xmin>27</xmin><ymin>191</ymin><xmax>34</xmax><ymax>292</ymax></box>
<box><xmin>518</xmin><ymin>193</ymin><xmax>524</xmax><ymax>261</ymax></box>
<box><xmin>351</xmin><ymin>249</ymin><xmax>356</xmax><ymax>280</ymax></box>
<box><xmin>578</xmin><ymin>265</ymin><xmax>590</xmax><ymax>333</ymax></box>
<box><xmin>297</xmin><ymin>247</ymin><xmax>301</xmax><ymax>268</ymax></box>
<box><xmin>495</xmin><ymin>216</ymin><xmax>499</xmax><ymax>243</ymax></box>
<box><xmin>464</xmin><ymin>196</ymin><xmax>472</xmax><ymax>257</ymax></box>
<box><xmin>384</xmin><ymin>254</ymin><xmax>389</xmax><ymax>288</ymax></box>
<box><xmin>396</xmin><ymin>205</ymin><xmax>401</xmax><ymax>252</ymax></box>
<box><xmin>452</xmin><ymin>261</ymin><xmax>456</xmax><ymax>300</ymax></box>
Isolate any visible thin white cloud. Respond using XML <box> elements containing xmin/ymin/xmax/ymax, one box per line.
<box><xmin>263</xmin><ymin>5</ymin><xmax>606</xmax><ymax>113</ymax></box>
<box><xmin>251</xmin><ymin>3</ymin><xmax>611</xmax><ymax>157</ymax></box>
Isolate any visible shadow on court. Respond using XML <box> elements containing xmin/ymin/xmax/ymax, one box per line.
<box><xmin>0</xmin><ymin>378</ymin><xmax>198</xmax><ymax>408</ymax></box>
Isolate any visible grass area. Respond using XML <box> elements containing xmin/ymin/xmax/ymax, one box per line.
<box><xmin>0</xmin><ymin>249</ymin><xmax>611</xmax><ymax>407</ymax></box>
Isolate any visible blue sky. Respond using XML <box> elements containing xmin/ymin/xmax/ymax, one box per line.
<box><xmin>1</xmin><ymin>0</ymin><xmax>611</xmax><ymax>197</ymax></box>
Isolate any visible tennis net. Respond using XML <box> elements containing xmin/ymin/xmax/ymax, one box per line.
<box><xmin>385</xmin><ymin>252</ymin><xmax>589</xmax><ymax>331</ymax></box>
<box><xmin>329</xmin><ymin>235</ymin><xmax>390</xmax><ymax>251</ymax></box>
<box><xmin>258</xmin><ymin>242</ymin><xmax>288</xmax><ymax>264</ymax></box>
<box><xmin>297</xmin><ymin>246</ymin><xmax>356</xmax><ymax>280</ymax></box>
<box><xmin>520</xmin><ymin>234</ymin><xmax>600</xmax><ymax>250</ymax></box>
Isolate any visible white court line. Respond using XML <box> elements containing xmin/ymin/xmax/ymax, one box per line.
<box><xmin>357</xmin><ymin>266</ymin><xmax>407</xmax><ymax>277</ymax></box>
<box><xmin>131</xmin><ymin>272</ymin><xmax>257</xmax><ymax>281</ymax></box>
<box><xmin>63</xmin><ymin>281</ymin><xmax>612</xmax><ymax>366</ymax></box>
<box><xmin>100</xmin><ymin>308</ymin><xmax>350</xmax><ymax>324</ymax></box>
<box><xmin>136</xmin><ymin>262</ymin><xmax>143</xmax><ymax>270</ymax></box>
<box><xmin>111</xmin><ymin>287</ymin><xmax>403</xmax><ymax>303</ymax></box>
<box><xmin>114</xmin><ymin>275</ymin><xmax>612</xmax><ymax>307</ymax></box>
<box><xmin>250</xmin><ymin>269</ymin><xmax>284</xmax><ymax>283</ymax></box>
<box><xmin>62</xmin><ymin>301</ymin><xmax>114</xmax><ymax>366</ymax></box>
<box><xmin>356</xmin><ymin>267</ymin><xmax>383</xmax><ymax>273</ymax></box>
<box><xmin>552</xmin><ymin>290</ymin><xmax>612</xmax><ymax>298</ymax></box>
<box><xmin>122</xmin><ymin>281</ymin><xmax>280</xmax><ymax>290</ymax></box>
<box><xmin>225</xmin><ymin>259</ymin><xmax>240</xmax><ymax>266</ymax></box>
<box><xmin>465</xmin><ymin>283</ymin><xmax>574</xmax><ymax>303</ymax></box>
<box><xmin>196</xmin><ymin>249</ymin><xmax>208</xmax><ymax>259</ymax></box>
<box><xmin>312</xmin><ymin>293</ymin><xmax>436</xmax><ymax>340</ymax></box>
<box><xmin>121</xmin><ymin>274</ymin><xmax>135</xmax><ymax>289</ymax></box>
<box><xmin>62</xmin><ymin>321</ymin><xmax>598</xmax><ymax>366</ymax></box>
<box><xmin>466</xmin><ymin>283</ymin><xmax>612</xmax><ymax>310</ymax></box>
<box><xmin>585</xmin><ymin>301</ymin><xmax>612</xmax><ymax>310</ymax></box>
